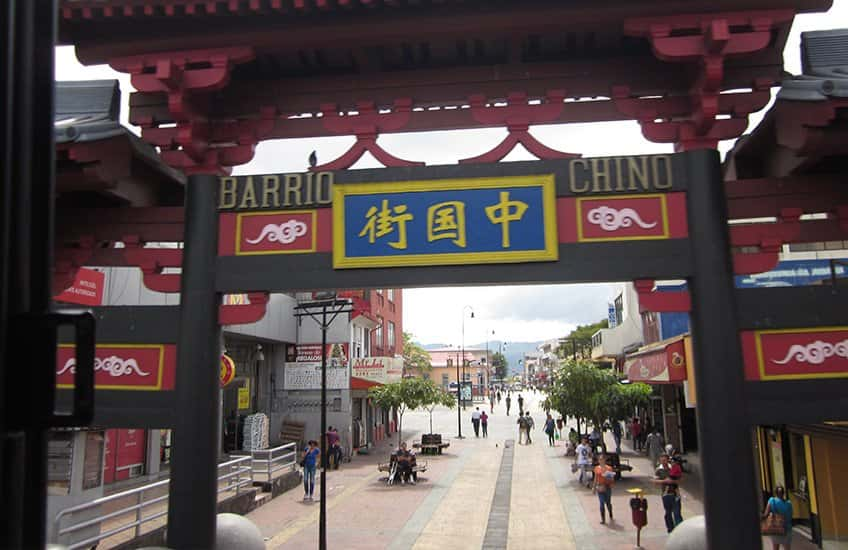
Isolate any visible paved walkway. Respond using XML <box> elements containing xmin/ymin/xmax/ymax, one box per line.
<box><xmin>248</xmin><ymin>392</ymin><xmax>830</xmax><ymax>549</ymax></box>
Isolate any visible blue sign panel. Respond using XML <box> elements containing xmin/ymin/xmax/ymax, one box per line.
<box><xmin>735</xmin><ymin>259</ymin><xmax>847</xmax><ymax>288</ymax></box>
<box><xmin>332</xmin><ymin>175</ymin><xmax>558</xmax><ymax>269</ymax></box>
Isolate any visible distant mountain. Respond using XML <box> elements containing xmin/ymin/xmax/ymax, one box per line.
<box><xmin>422</xmin><ymin>343</ymin><xmax>449</xmax><ymax>350</ymax></box>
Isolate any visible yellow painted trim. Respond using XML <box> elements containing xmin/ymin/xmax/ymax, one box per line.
<box><xmin>235</xmin><ymin>209</ymin><xmax>318</xmax><ymax>256</ymax></box>
<box><xmin>803</xmin><ymin>435</ymin><xmax>818</xmax><ymax>513</ymax></box>
<box><xmin>755</xmin><ymin>326</ymin><xmax>848</xmax><ymax>381</ymax></box>
<box><xmin>575</xmin><ymin>193</ymin><xmax>670</xmax><ymax>243</ymax></box>
<box><xmin>57</xmin><ymin>343</ymin><xmax>165</xmax><ymax>391</ymax></box>
<box><xmin>757</xmin><ymin>428</ymin><xmax>770</xmax><ymax>492</ymax></box>
<box><xmin>332</xmin><ymin>175</ymin><xmax>559</xmax><ymax>269</ymax></box>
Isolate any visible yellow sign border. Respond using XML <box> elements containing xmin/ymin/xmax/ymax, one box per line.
<box><xmin>57</xmin><ymin>343</ymin><xmax>166</xmax><ymax>391</ymax></box>
<box><xmin>332</xmin><ymin>175</ymin><xmax>559</xmax><ymax>269</ymax></box>
<box><xmin>575</xmin><ymin>193</ymin><xmax>670</xmax><ymax>243</ymax></box>
<box><xmin>754</xmin><ymin>326</ymin><xmax>848</xmax><ymax>381</ymax></box>
<box><xmin>235</xmin><ymin>209</ymin><xmax>318</xmax><ymax>256</ymax></box>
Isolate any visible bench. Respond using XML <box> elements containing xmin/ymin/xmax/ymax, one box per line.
<box><xmin>377</xmin><ymin>460</ymin><xmax>428</xmax><ymax>485</ymax></box>
<box><xmin>412</xmin><ymin>440</ymin><xmax>450</xmax><ymax>455</ymax></box>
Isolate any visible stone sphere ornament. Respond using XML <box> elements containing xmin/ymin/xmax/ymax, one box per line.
<box><xmin>665</xmin><ymin>515</ymin><xmax>707</xmax><ymax>550</ymax></box>
<box><xmin>215</xmin><ymin>513</ymin><xmax>265</xmax><ymax>550</ymax></box>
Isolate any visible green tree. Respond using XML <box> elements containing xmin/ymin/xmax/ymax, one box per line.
<box><xmin>369</xmin><ymin>377</ymin><xmax>438</xmax><ymax>445</ymax></box>
<box><xmin>402</xmin><ymin>331</ymin><xmax>432</xmax><ymax>376</ymax></box>
<box><xmin>558</xmin><ymin>319</ymin><xmax>608</xmax><ymax>360</ymax></box>
<box><xmin>491</xmin><ymin>351</ymin><xmax>508</xmax><ymax>379</ymax></box>
<box><xmin>420</xmin><ymin>381</ymin><xmax>456</xmax><ymax>434</ymax></box>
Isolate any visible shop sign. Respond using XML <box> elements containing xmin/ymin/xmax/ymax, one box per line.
<box><xmin>284</xmin><ymin>362</ymin><xmax>349</xmax><ymax>390</ymax></box>
<box><xmin>56</xmin><ymin>344</ymin><xmax>177</xmax><ymax>391</ymax></box>
<box><xmin>742</xmin><ymin>326</ymin><xmax>848</xmax><ymax>381</ymax></box>
<box><xmin>54</xmin><ymin>267</ymin><xmax>105</xmax><ymax>306</ymax></box>
<box><xmin>625</xmin><ymin>339</ymin><xmax>687</xmax><ymax>384</ymax></box>
<box><xmin>220</xmin><ymin>354</ymin><xmax>236</xmax><ymax>387</ymax></box>
<box><xmin>351</xmin><ymin>356</ymin><xmax>403</xmax><ymax>388</ymax></box>
<box><xmin>332</xmin><ymin>175</ymin><xmax>559</xmax><ymax>269</ymax></box>
<box><xmin>290</xmin><ymin>343</ymin><xmax>349</xmax><ymax>366</ymax></box>
<box><xmin>237</xmin><ymin>386</ymin><xmax>250</xmax><ymax>409</ymax></box>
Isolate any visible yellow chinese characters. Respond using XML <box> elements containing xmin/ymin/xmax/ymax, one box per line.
<box><xmin>358</xmin><ymin>199</ymin><xmax>413</xmax><ymax>250</ymax></box>
<box><xmin>427</xmin><ymin>201</ymin><xmax>467</xmax><ymax>248</ymax></box>
<box><xmin>485</xmin><ymin>191</ymin><xmax>528</xmax><ymax>248</ymax></box>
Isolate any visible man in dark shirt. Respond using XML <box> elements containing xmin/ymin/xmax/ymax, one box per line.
<box><xmin>394</xmin><ymin>442</ymin><xmax>416</xmax><ymax>484</ymax></box>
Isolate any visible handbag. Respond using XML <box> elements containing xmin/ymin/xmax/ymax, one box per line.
<box><xmin>761</xmin><ymin>499</ymin><xmax>786</xmax><ymax>535</ymax></box>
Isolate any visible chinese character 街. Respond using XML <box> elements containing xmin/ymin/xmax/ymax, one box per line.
<box><xmin>358</xmin><ymin>199</ymin><xmax>414</xmax><ymax>250</ymax></box>
<box><xmin>427</xmin><ymin>201</ymin><xmax>467</xmax><ymax>248</ymax></box>
<box><xmin>485</xmin><ymin>191</ymin><xmax>528</xmax><ymax>248</ymax></box>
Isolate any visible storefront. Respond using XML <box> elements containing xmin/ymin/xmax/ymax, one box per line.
<box><xmin>755</xmin><ymin>423</ymin><xmax>848</xmax><ymax>547</ymax></box>
<box><xmin>625</xmin><ymin>335</ymin><xmax>698</xmax><ymax>453</ymax></box>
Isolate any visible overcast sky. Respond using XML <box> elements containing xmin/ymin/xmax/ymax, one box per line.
<box><xmin>55</xmin><ymin>6</ymin><xmax>843</xmax><ymax>346</ymax></box>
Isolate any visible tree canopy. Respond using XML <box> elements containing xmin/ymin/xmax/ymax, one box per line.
<box><xmin>543</xmin><ymin>359</ymin><xmax>651</xmax><ymax>438</ymax></box>
<box><xmin>402</xmin><ymin>331</ymin><xmax>432</xmax><ymax>375</ymax></box>
<box><xmin>558</xmin><ymin>319</ymin><xmax>608</xmax><ymax>360</ymax></box>
<box><xmin>368</xmin><ymin>377</ymin><xmax>454</xmax><ymax>444</ymax></box>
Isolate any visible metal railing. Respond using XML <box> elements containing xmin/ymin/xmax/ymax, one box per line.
<box><xmin>53</xmin><ymin>456</ymin><xmax>253</xmax><ymax>550</ymax></box>
<box><xmin>248</xmin><ymin>442</ymin><xmax>298</xmax><ymax>483</ymax></box>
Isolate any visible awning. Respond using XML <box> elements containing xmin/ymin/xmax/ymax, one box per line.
<box><xmin>625</xmin><ymin>335</ymin><xmax>687</xmax><ymax>384</ymax></box>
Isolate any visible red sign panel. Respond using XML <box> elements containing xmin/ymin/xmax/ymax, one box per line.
<box><xmin>287</xmin><ymin>343</ymin><xmax>349</xmax><ymax>366</ymax></box>
<box><xmin>54</xmin><ymin>267</ymin><xmax>105</xmax><ymax>306</ymax></box>
<box><xmin>104</xmin><ymin>429</ymin><xmax>146</xmax><ymax>484</ymax></box>
<box><xmin>56</xmin><ymin>344</ymin><xmax>177</xmax><ymax>390</ymax></box>
<box><xmin>218</xmin><ymin>209</ymin><xmax>334</xmax><ymax>256</ymax></box>
<box><xmin>626</xmin><ymin>339</ymin><xmax>687</xmax><ymax>384</ymax></box>
<box><xmin>741</xmin><ymin>327</ymin><xmax>848</xmax><ymax>381</ymax></box>
<box><xmin>557</xmin><ymin>193</ymin><xmax>688</xmax><ymax>243</ymax></box>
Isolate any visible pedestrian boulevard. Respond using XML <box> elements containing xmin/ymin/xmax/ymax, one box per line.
<box><xmin>247</xmin><ymin>392</ymin><xmax>817</xmax><ymax>549</ymax></box>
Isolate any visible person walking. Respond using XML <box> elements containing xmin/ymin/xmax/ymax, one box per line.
<box><xmin>505</xmin><ymin>394</ymin><xmax>512</xmax><ymax>416</ymax></box>
<box><xmin>489</xmin><ymin>392</ymin><xmax>495</xmax><ymax>413</ymax></box>
<box><xmin>646</xmin><ymin>428</ymin><xmax>665</xmax><ymax>467</ymax></box>
<box><xmin>763</xmin><ymin>485</ymin><xmax>793</xmax><ymax>550</ymax></box>
<box><xmin>653</xmin><ymin>453</ymin><xmax>684</xmax><ymax>532</ymax></box>
<box><xmin>517</xmin><ymin>394</ymin><xmax>525</xmax><ymax>415</ymax></box>
<box><xmin>524</xmin><ymin>412</ymin><xmax>535</xmax><ymax>444</ymax></box>
<box><xmin>630</xmin><ymin>418</ymin><xmax>642</xmax><ymax>451</ymax></box>
<box><xmin>517</xmin><ymin>413</ymin><xmax>528</xmax><ymax>444</ymax></box>
<box><xmin>576</xmin><ymin>436</ymin><xmax>593</xmax><ymax>487</ymax></box>
<box><xmin>324</xmin><ymin>426</ymin><xmax>343</xmax><ymax>469</ymax></box>
<box><xmin>589</xmin><ymin>425</ymin><xmax>602</xmax><ymax>452</ymax></box>
<box><xmin>471</xmin><ymin>407</ymin><xmax>482</xmax><ymax>437</ymax></box>
<box><xmin>556</xmin><ymin>415</ymin><xmax>564</xmax><ymax>440</ymax></box>
<box><xmin>611</xmin><ymin>421</ymin><xmax>622</xmax><ymax>455</ymax></box>
<box><xmin>301</xmin><ymin>440</ymin><xmax>320</xmax><ymax>501</ymax></box>
<box><xmin>593</xmin><ymin>453</ymin><xmax>616</xmax><ymax>524</ymax></box>
<box><xmin>544</xmin><ymin>413</ymin><xmax>556</xmax><ymax>446</ymax></box>
<box><xmin>496</xmin><ymin>390</ymin><xmax>501</xmax><ymax>404</ymax></box>
<box><xmin>480</xmin><ymin>411</ymin><xmax>489</xmax><ymax>438</ymax></box>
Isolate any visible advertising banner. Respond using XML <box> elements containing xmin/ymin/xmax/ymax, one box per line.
<box><xmin>289</xmin><ymin>343</ymin><xmax>349</xmax><ymax>366</ymax></box>
<box><xmin>350</xmin><ymin>356</ymin><xmax>403</xmax><ymax>389</ymax></box>
<box><xmin>284</xmin><ymin>362</ymin><xmax>349</xmax><ymax>390</ymax></box>
<box><xmin>54</xmin><ymin>267</ymin><xmax>105</xmax><ymax>306</ymax></box>
<box><xmin>625</xmin><ymin>339</ymin><xmax>687</xmax><ymax>384</ymax></box>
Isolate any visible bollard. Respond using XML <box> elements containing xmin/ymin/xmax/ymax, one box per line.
<box><xmin>665</xmin><ymin>515</ymin><xmax>707</xmax><ymax>550</ymax></box>
<box><xmin>215</xmin><ymin>513</ymin><xmax>265</xmax><ymax>550</ymax></box>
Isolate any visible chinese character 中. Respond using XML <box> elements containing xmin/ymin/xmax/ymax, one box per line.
<box><xmin>485</xmin><ymin>191</ymin><xmax>528</xmax><ymax>249</ymax></box>
<box><xmin>427</xmin><ymin>201</ymin><xmax>467</xmax><ymax>248</ymax></box>
<box><xmin>358</xmin><ymin>199</ymin><xmax>413</xmax><ymax>250</ymax></box>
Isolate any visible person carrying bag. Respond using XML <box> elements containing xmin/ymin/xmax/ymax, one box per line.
<box><xmin>762</xmin><ymin>485</ymin><xmax>793</xmax><ymax>549</ymax></box>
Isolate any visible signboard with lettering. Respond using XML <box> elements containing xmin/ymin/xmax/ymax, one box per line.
<box><xmin>288</xmin><ymin>343</ymin><xmax>349</xmax><ymax>366</ymax></box>
<box><xmin>625</xmin><ymin>339</ymin><xmax>687</xmax><ymax>384</ymax></box>
<box><xmin>333</xmin><ymin>176</ymin><xmax>558</xmax><ymax>269</ymax></box>
<box><xmin>54</xmin><ymin>267</ymin><xmax>105</xmax><ymax>306</ymax></box>
<box><xmin>741</xmin><ymin>326</ymin><xmax>848</xmax><ymax>381</ymax></box>
<box><xmin>57</xmin><ymin>344</ymin><xmax>177</xmax><ymax>391</ymax></box>
<box><xmin>351</xmin><ymin>356</ymin><xmax>403</xmax><ymax>388</ymax></box>
<box><xmin>284</xmin><ymin>362</ymin><xmax>349</xmax><ymax>390</ymax></box>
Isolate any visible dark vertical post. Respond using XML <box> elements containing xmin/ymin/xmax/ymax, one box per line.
<box><xmin>319</xmin><ymin>305</ymin><xmax>327</xmax><ymax>550</ymax></box>
<box><xmin>168</xmin><ymin>174</ymin><xmax>221</xmax><ymax>549</ymax></box>
<box><xmin>455</xmin><ymin>352</ymin><xmax>462</xmax><ymax>438</ymax></box>
<box><xmin>685</xmin><ymin>149</ymin><xmax>760</xmax><ymax>549</ymax></box>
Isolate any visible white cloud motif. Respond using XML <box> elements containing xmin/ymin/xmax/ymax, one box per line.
<box><xmin>771</xmin><ymin>339</ymin><xmax>848</xmax><ymax>365</ymax></box>
<box><xmin>587</xmin><ymin>206</ymin><xmax>657</xmax><ymax>232</ymax></box>
<box><xmin>246</xmin><ymin>220</ymin><xmax>308</xmax><ymax>245</ymax></box>
<box><xmin>57</xmin><ymin>356</ymin><xmax>151</xmax><ymax>377</ymax></box>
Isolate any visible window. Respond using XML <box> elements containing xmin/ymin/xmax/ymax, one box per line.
<box><xmin>441</xmin><ymin>374</ymin><xmax>449</xmax><ymax>387</ymax></box>
<box><xmin>387</xmin><ymin>321</ymin><xmax>395</xmax><ymax>349</ymax></box>
<box><xmin>447</xmin><ymin>358</ymin><xmax>453</xmax><ymax>368</ymax></box>
<box><xmin>614</xmin><ymin>294</ymin><xmax>624</xmax><ymax>326</ymax></box>
<box><xmin>375</xmin><ymin>318</ymin><xmax>383</xmax><ymax>349</ymax></box>
<box><xmin>387</xmin><ymin>289</ymin><xmax>394</xmax><ymax>301</ymax></box>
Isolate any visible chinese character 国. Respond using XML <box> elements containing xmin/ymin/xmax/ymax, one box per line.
<box><xmin>358</xmin><ymin>199</ymin><xmax>413</xmax><ymax>250</ymax></box>
<box><xmin>485</xmin><ymin>191</ymin><xmax>528</xmax><ymax>248</ymax></box>
<box><xmin>427</xmin><ymin>201</ymin><xmax>467</xmax><ymax>248</ymax></box>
